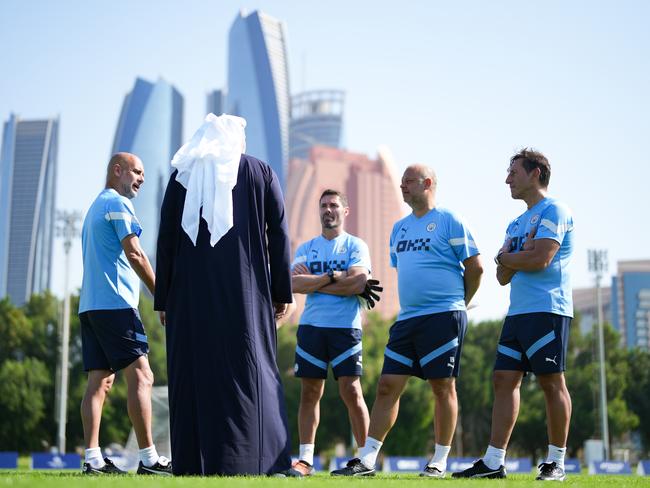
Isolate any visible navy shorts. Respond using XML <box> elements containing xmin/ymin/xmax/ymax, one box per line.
<box><xmin>382</xmin><ymin>311</ymin><xmax>467</xmax><ymax>379</ymax></box>
<box><xmin>494</xmin><ymin>312</ymin><xmax>571</xmax><ymax>375</ymax></box>
<box><xmin>295</xmin><ymin>325</ymin><xmax>362</xmax><ymax>380</ymax></box>
<box><xmin>79</xmin><ymin>308</ymin><xmax>149</xmax><ymax>372</ymax></box>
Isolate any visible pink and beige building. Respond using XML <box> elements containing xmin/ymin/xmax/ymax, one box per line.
<box><xmin>284</xmin><ymin>145</ymin><xmax>405</xmax><ymax>321</ymax></box>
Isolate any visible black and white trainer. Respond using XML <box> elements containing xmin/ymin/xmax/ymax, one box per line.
<box><xmin>82</xmin><ymin>457</ymin><xmax>127</xmax><ymax>475</ymax></box>
<box><xmin>451</xmin><ymin>459</ymin><xmax>506</xmax><ymax>479</ymax></box>
<box><xmin>137</xmin><ymin>456</ymin><xmax>172</xmax><ymax>476</ymax></box>
<box><xmin>330</xmin><ymin>458</ymin><xmax>375</xmax><ymax>476</ymax></box>
<box><xmin>536</xmin><ymin>462</ymin><xmax>566</xmax><ymax>481</ymax></box>
<box><xmin>420</xmin><ymin>465</ymin><xmax>446</xmax><ymax>478</ymax></box>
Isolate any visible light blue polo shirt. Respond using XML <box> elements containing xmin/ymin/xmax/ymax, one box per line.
<box><xmin>292</xmin><ymin>233</ymin><xmax>371</xmax><ymax>329</ymax></box>
<box><xmin>390</xmin><ymin>207</ymin><xmax>479</xmax><ymax>321</ymax></box>
<box><xmin>504</xmin><ymin>197</ymin><xmax>574</xmax><ymax>318</ymax></box>
<box><xmin>79</xmin><ymin>189</ymin><xmax>142</xmax><ymax>313</ymax></box>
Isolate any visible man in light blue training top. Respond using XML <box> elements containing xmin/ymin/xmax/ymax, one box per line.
<box><xmin>289</xmin><ymin>189</ymin><xmax>381</xmax><ymax>477</ymax></box>
<box><xmin>79</xmin><ymin>152</ymin><xmax>170</xmax><ymax>476</ymax></box>
<box><xmin>453</xmin><ymin>148</ymin><xmax>574</xmax><ymax>482</ymax></box>
<box><xmin>332</xmin><ymin>165</ymin><xmax>483</xmax><ymax>478</ymax></box>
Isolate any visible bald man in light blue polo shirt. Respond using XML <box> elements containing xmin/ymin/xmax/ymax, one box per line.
<box><xmin>78</xmin><ymin>152</ymin><xmax>170</xmax><ymax>476</ymax></box>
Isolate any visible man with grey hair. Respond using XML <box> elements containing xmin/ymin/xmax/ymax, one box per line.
<box><xmin>79</xmin><ymin>152</ymin><xmax>170</xmax><ymax>475</ymax></box>
<box><xmin>332</xmin><ymin>164</ymin><xmax>483</xmax><ymax>478</ymax></box>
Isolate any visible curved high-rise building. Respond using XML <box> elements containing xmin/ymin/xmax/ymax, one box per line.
<box><xmin>289</xmin><ymin>90</ymin><xmax>344</xmax><ymax>160</ymax></box>
<box><xmin>226</xmin><ymin>10</ymin><xmax>290</xmax><ymax>187</ymax></box>
<box><xmin>111</xmin><ymin>77</ymin><xmax>183</xmax><ymax>259</ymax></box>
<box><xmin>0</xmin><ymin>114</ymin><xmax>58</xmax><ymax>305</ymax></box>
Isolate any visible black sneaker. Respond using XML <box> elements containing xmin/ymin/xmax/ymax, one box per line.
<box><xmin>270</xmin><ymin>467</ymin><xmax>304</xmax><ymax>478</ymax></box>
<box><xmin>137</xmin><ymin>457</ymin><xmax>172</xmax><ymax>476</ymax></box>
<box><xmin>451</xmin><ymin>459</ymin><xmax>506</xmax><ymax>479</ymax></box>
<box><xmin>331</xmin><ymin>458</ymin><xmax>375</xmax><ymax>476</ymax></box>
<box><xmin>420</xmin><ymin>465</ymin><xmax>446</xmax><ymax>478</ymax></box>
<box><xmin>82</xmin><ymin>457</ymin><xmax>127</xmax><ymax>475</ymax></box>
<box><xmin>536</xmin><ymin>462</ymin><xmax>566</xmax><ymax>481</ymax></box>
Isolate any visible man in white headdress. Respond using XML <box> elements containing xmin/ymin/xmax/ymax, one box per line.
<box><xmin>154</xmin><ymin>114</ymin><xmax>293</xmax><ymax>475</ymax></box>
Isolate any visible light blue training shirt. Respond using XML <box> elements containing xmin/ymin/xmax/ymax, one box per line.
<box><xmin>292</xmin><ymin>232</ymin><xmax>371</xmax><ymax>329</ymax></box>
<box><xmin>79</xmin><ymin>189</ymin><xmax>142</xmax><ymax>313</ymax></box>
<box><xmin>390</xmin><ymin>207</ymin><xmax>479</xmax><ymax>321</ymax></box>
<box><xmin>504</xmin><ymin>197</ymin><xmax>574</xmax><ymax>318</ymax></box>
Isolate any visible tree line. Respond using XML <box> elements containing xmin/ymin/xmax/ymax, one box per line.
<box><xmin>0</xmin><ymin>292</ymin><xmax>648</xmax><ymax>460</ymax></box>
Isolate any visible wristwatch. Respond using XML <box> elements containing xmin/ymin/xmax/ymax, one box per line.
<box><xmin>494</xmin><ymin>250</ymin><xmax>505</xmax><ymax>266</ymax></box>
<box><xmin>327</xmin><ymin>268</ymin><xmax>336</xmax><ymax>284</ymax></box>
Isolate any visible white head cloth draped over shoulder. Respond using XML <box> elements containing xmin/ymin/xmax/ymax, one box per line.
<box><xmin>171</xmin><ymin>113</ymin><xmax>246</xmax><ymax>246</ymax></box>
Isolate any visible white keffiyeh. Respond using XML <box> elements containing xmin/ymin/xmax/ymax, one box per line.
<box><xmin>171</xmin><ymin>113</ymin><xmax>246</xmax><ymax>246</ymax></box>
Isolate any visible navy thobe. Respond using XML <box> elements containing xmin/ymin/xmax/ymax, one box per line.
<box><xmin>154</xmin><ymin>155</ymin><xmax>293</xmax><ymax>476</ymax></box>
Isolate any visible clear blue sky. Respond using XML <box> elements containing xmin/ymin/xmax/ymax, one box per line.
<box><xmin>1</xmin><ymin>0</ymin><xmax>649</xmax><ymax>321</ymax></box>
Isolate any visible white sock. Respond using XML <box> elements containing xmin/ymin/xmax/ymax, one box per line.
<box><xmin>427</xmin><ymin>444</ymin><xmax>451</xmax><ymax>471</ymax></box>
<box><xmin>483</xmin><ymin>445</ymin><xmax>506</xmax><ymax>470</ymax></box>
<box><xmin>359</xmin><ymin>436</ymin><xmax>383</xmax><ymax>469</ymax></box>
<box><xmin>139</xmin><ymin>445</ymin><xmax>160</xmax><ymax>467</ymax></box>
<box><xmin>298</xmin><ymin>444</ymin><xmax>315</xmax><ymax>465</ymax></box>
<box><xmin>85</xmin><ymin>447</ymin><xmax>105</xmax><ymax>468</ymax></box>
<box><xmin>546</xmin><ymin>444</ymin><xmax>566</xmax><ymax>470</ymax></box>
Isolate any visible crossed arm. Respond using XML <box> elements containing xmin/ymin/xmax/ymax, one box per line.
<box><xmin>291</xmin><ymin>264</ymin><xmax>369</xmax><ymax>296</ymax></box>
<box><xmin>496</xmin><ymin>227</ymin><xmax>560</xmax><ymax>286</ymax></box>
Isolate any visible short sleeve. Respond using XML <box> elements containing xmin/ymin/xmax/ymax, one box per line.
<box><xmin>535</xmin><ymin>203</ymin><xmax>574</xmax><ymax>244</ymax></box>
<box><xmin>503</xmin><ymin>220</ymin><xmax>516</xmax><ymax>250</ymax></box>
<box><xmin>446</xmin><ymin>213</ymin><xmax>479</xmax><ymax>262</ymax></box>
<box><xmin>292</xmin><ymin>242</ymin><xmax>308</xmax><ymax>269</ymax></box>
<box><xmin>105</xmin><ymin>198</ymin><xmax>142</xmax><ymax>241</ymax></box>
<box><xmin>389</xmin><ymin>223</ymin><xmax>399</xmax><ymax>268</ymax></box>
<box><xmin>349</xmin><ymin>238</ymin><xmax>371</xmax><ymax>273</ymax></box>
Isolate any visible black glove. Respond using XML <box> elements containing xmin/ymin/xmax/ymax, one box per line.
<box><xmin>357</xmin><ymin>278</ymin><xmax>383</xmax><ymax>310</ymax></box>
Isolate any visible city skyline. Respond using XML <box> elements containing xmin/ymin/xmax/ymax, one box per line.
<box><xmin>1</xmin><ymin>1</ymin><xmax>649</xmax><ymax>321</ymax></box>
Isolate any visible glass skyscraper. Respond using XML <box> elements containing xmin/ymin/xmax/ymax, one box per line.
<box><xmin>612</xmin><ymin>260</ymin><xmax>650</xmax><ymax>350</ymax></box>
<box><xmin>226</xmin><ymin>10</ymin><xmax>290</xmax><ymax>187</ymax></box>
<box><xmin>206</xmin><ymin>89</ymin><xmax>224</xmax><ymax>116</ymax></box>
<box><xmin>289</xmin><ymin>90</ymin><xmax>344</xmax><ymax>160</ymax></box>
<box><xmin>0</xmin><ymin>114</ymin><xmax>58</xmax><ymax>305</ymax></box>
<box><xmin>111</xmin><ymin>77</ymin><xmax>183</xmax><ymax>259</ymax></box>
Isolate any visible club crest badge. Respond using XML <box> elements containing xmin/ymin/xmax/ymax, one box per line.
<box><xmin>337</xmin><ymin>247</ymin><xmax>347</xmax><ymax>254</ymax></box>
<box><xmin>294</xmin><ymin>363</ymin><xmax>299</xmax><ymax>373</ymax></box>
<box><xmin>426</xmin><ymin>222</ymin><xmax>436</xmax><ymax>232</ymax></box>
<box><xmin>530</xmin><ymin>214</ymin><xmax>540</xmax><ymax>225</ymax></box>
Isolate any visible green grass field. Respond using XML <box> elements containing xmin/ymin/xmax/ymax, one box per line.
<box><xmin>1</xmin><ymin>472</ymin><xmax>649</xmax><ymax>488</ymax></box>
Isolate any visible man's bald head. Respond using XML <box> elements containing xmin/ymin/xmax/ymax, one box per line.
<box><xmin>400</xmin><ymin>164</ymin><xmax>438</xmax><ymax>213</ymax></box>
<box><xmin>404</xmin><ymin>164</ymin><xmax>437</xmax><ymax>189</ymax></box>
<box><xmin>105</xmin><ymin>152</ymin><xmax>145</xmax><ymax>199</ymax></box>
<box><xmin>107</xmin><ymin>152</ymin><xmax>138</xmax><ymax>178</ymax></box>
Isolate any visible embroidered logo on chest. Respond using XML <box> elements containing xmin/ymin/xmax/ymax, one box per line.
<box><xmin>426</xmin><ymin>222</ymin><xmax>436</xmax><ymax>232</ymax></box>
